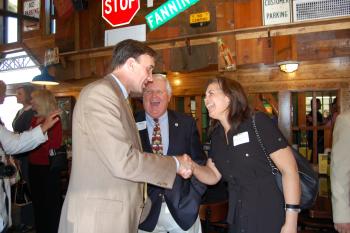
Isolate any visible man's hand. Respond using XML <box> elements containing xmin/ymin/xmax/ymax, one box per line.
<box><xmin>40</xmin><ymin>110</ymin><xmax>61</xmax><ymax>133</ymax></box>
<box><xmin>335</xmin><ymin>223</ymin><xmax>350</xmax><ymax>233</ymax></box>
<box><xmin>176</xmin><ymin>154</ymin><xmax>193</xmax><ymax>179</ymax></box>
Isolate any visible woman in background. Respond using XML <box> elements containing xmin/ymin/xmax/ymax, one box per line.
<box><xmin>192</xmin><ymin>77</ymin><xmax>300</xmax><ymax>233</ymax></box>
<box><xmin>12</xmin><ymin>85</ymin><xmax>36</xmax><ymax>233</ymax></box>
<box><xmin>0</xmin><ymin>80</ymin><xmax>60</xmax><ymax>233</ymax></box>
<box><xmin>28</xmin><ymin>89</ymin><xmax>62</xmax><ymax>233</ymax></box>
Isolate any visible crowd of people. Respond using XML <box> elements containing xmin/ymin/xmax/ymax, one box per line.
<box><xmin>0</xmin><ymin>39</ymin><xmax>348</xmax><ymax>233</ymax></box>
<box><xmin>0</xmin><ymin>81</ymin><xmax>61</xmax><ymax>233</ymax></box>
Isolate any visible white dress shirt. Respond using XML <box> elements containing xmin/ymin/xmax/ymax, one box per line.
<box><xmin>0</xmin><ymin>125</ymin><xmax>48</xmax><ymax>231</ymax></box>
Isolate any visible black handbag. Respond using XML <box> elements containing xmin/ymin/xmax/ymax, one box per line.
<box><xmin>49</xmin><ymin>145</ymin><xmax>68</xmax><ymax>172</ymax></box>
<box><xmin>14</xmin><ymin>169</ymin><xmax>32</xmax><ymax>206</ymax></box>
<box><xmin>252</xmin><ymin>114</ymin><xmax>319</xmax><ymax>209</ymax></box>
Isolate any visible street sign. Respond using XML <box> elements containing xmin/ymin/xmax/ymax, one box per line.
<box><xmin>102</xmin><ymin>0</ymin><xmax>140</xmax><ymax>27</ymax></box>
<box><xmin>146</xmin><ymin>0</ymin><xmax>200</xmax><ymax>31</ymax></box>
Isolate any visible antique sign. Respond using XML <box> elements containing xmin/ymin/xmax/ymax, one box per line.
<box><xmin>263</xmin><ymin>0</ymin><xmax>291</xmax><ymax>25</ymax></box>
<box><xmin>23</xmin><ymin>0</ymin><xmax>40</xmax><ymax>19</ymax></box>
<box><xmin>189</xmin><ymin>11</ymin><xmax>210</xmax><ymax>27</ymax></box>
<box><xmin>23</xmin><ymin>0</ymin><xmax>40</xmax><ymax>31</ymax></box>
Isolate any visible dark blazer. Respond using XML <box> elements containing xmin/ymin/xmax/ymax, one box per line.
<box><xmin>12</xmin><ymin>108</ymin><xmax>35</xmax><ymax>134</ymax></box>
<box><xmin>136</xmin><ymin>110</ymin><xmax>207</xmax><ymax>231</ymax></box>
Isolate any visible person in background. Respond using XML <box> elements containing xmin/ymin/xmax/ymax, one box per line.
<box><xmin>325</xmin><ymin>97</ymin><xmax>339</xmax><ymax>131</ymax></box>
<box><xmin>0</xmin><ymin>80</ymin><xmax>60</xmax><ymax>233</ymax></box>
<box><xmin>58</xmin><ymin>39</ymin><xmax>192</xmax><ymax>233</ymax></box>
<box><xmin>137</xmin><ymin>74</ymin><xmax>207</xmax><ymax>233</ymax></box>
<box><xmin>331</xmin><ymin>111</ymin><xmax>350</xmax><ymax>233</ymax></box>
<box><xmin>28</xmin><ymin>89</ymin><xmax>63</xmax><ymax>233</ymax></box>
<box><xmin>12</xmin><ymin>85</ymin><xmax>36</xmax><ymax>233</ymax></box>
<box><xmin>306</xmin><ymin>98</ymin><xmax>325</xmax><ymax>156</ymax></box>
<box><xmin>191</xmin><ymin>77</ymin><xmax>300</xmax><ymax>233</ymax></box>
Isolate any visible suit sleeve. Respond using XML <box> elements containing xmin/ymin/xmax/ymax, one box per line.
<box><xmin>83</xmin><ymin>83</ymin><xmax>176</xmax><ymax>188</ymax></box>
<box><xmin>331</xmin><ymin>113</ymin><xmax>350</xmax><ymax>223</ymax></box>
<box><xmin>0</xmin><ymin>125</ymin><xmax>47</xmax><ymax>154</ymax></box>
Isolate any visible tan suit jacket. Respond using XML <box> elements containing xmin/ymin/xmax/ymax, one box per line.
<box><xmin>58</xmin><ymin>75</ymin><xmax>177</xmax><ymax>233</ymax></box>
<box><xmin>331</xmin><ymin>111</ymin><xmax>350</xmax><ymax>223</ymax></box>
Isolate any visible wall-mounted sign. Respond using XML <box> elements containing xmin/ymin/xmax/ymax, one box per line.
<box><xmin>23</xmin><ymin>0</ymin><xmax>40</xmax><ymax>19</ymax></box>
<box><xmin>102</xmin><ymin>0</ymin><xmax>140</xmax><ymax>27</ymax></box>
<box><xmin>146</xmin><ymin>0</ymin><xmax>200</xmax><ymax>31</ymax></box>
<box><xmin>104</xmin><ymin>24</ymin><xmax>146</xmax><ymax>46</ymax></box>
<box><xmin>190</xmin><ymin>11</ymin><xmax>210</xmax><ymax>27</ymax></box>
<box><xmin>263</xmin><ymin>0</ymin><xmax>291</xmax><ymax>25</ymax></box>
<box><xmin>23</xmin><ymin>0</ymin><xmax>40</xmax><ymax>32</ymax></box>
<box><xmin>147</xmin><ymin>0</ymin><xmax>153</xmax><ymax>7</ymax></box>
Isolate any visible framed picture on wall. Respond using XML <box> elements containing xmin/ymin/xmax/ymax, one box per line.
<box><xmin>56</xmin><ymin>96</ymin><xmax>75</xmax><ymax>133</ymax></box>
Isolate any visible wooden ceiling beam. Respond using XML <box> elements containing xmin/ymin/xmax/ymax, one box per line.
<box><xmin>59</xmin><ymin>16</ymin><xmax>350</xmax><ymax>61</ymax></box>
<box><xmin>236</xmin><ymin>18</ymin><xmax>350</xmax><ymax>40</ymax></box>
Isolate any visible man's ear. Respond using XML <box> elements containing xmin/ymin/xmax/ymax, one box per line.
<box><xmin>126</xmin><ymin>57</ymin><xmax>136</xmax><ymax>71</ymax></box>
<box><xmin>167</xmin><ymin>95</ymin><xmax>172</xmax><ymax>103</ymax></box>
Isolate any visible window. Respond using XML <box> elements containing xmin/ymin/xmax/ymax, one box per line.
<box><xmin>0</xmin><ymin>0</ymin><xmax>45</xmax><ymax>44</ymax></box>
<box><xmin>0</xmin><ymin>51</ymin><xmax>40</xmax><ymax>130</ymax></box>
<box><xmin>48</xmin><ymin>0</ymin><xmax>56</xmax><ymax>34</ymax></box>
<box><xmin>0</xmin><ymin>51</ymin><xmax>40</xmax><ymax>75</ymax></box>
<box><xmin>0</xmin><ymin>0</ymin><xmax>19</xmax><ymax>44</ymax></box>
<box><xmin>291</xmin><ymin>91</ymin><xmax>338</xmax><ymax>163</ymax></box>
<box><xmin>0</xmin><ymin>96</ymin><xmax>22</xmax><ymax>131</ymax></box>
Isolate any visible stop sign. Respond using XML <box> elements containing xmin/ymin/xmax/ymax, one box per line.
<box><xmin>102</xmin><ymin>0</ymin><xmax>140</xmax><ymax>27</ymax></box>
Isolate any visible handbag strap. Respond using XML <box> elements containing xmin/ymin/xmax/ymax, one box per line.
<box><xmin>251</xmin><ymin>114</ymin><xmax>279</xmax><ymax>175</ymax></box>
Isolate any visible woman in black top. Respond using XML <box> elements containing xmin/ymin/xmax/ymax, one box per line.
<box><xmin>12</xmin><ymin>85</ymin><xmax>36</xmax><ymax>232</ymax></box>
<box><xmin>193</xmin><ymin>77</ymin><xmax>300</xmax><ymax>233</ymax></box>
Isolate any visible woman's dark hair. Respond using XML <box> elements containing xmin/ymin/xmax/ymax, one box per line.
<box><xmin>207</xmin><ymin>76</ymin><xmax>251</xmax><ymax>136</ymax></box>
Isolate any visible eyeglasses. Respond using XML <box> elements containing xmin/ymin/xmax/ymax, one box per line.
<box><xmin>144</xmin><ymin>90</ymin><xmax>165</xmax><ymax>96</ymax></box>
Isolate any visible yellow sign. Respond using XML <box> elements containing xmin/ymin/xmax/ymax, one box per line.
<box><xmin>190</xmin><ymin>11</ymin><xmax>210</xmax><ymax>24</ymax></box>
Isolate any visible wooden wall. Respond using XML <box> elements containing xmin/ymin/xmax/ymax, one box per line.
<box><xmin>1</xmin><ymin>0</ymin><xmax>350</xmax><ymax>119</ymax></box>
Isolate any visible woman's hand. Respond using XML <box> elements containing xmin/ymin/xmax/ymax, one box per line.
<box><xmin>192</xmin><ymin>158</ymin><xmax>222</xmax><ymax>185</ymax></box>
<box><xmin>280</xmin><ymin>223</ymin><xmax>297</xmax><ymax>233</ymax></box>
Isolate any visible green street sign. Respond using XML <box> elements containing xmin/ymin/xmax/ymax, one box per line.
<box><xmin>146</xmin><ymin>0</ymin><xmax>200</xmax><ymax>31</ymax></box>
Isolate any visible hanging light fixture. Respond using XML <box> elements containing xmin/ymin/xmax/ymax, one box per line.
<box><xmin>31</xmin><ymin>66</ymin><xmax>59</xmax><ymax>85</ymax></box>
<box><xmin>278</xmin><ymin>61</ymin><xmax>299</xmax><ymax>73</ymax></box>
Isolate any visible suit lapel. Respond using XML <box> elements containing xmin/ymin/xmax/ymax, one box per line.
<box><xmin>136</xmin><ymin>112</ymin><xmax>152</xmax><ymax>153</ymax></box>
<box><xmin>106</xmin><ymin>75</ymin><xmax>142</xmax><ymax>151</ymax></box>
<box><xmin>167</xmin><ymin>110</ymin><xmax>178</xmax><ymax>155</ymax></box>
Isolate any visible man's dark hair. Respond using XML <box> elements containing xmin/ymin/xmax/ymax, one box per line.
<box><xmin>110</xmin><ymin>39</ymin><xmax>157</xmax><ymax>70</ymax></box>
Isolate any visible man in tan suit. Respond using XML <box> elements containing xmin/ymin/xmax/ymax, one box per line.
<box><xmin>331</xmin><ymin>111</ymin><xmax>350</xmax><ymax>233</ymax></box>
<box><xmin>58</xmin><ymin>39</ymin><xmax>192</xmax><ymax>233</ymax></box>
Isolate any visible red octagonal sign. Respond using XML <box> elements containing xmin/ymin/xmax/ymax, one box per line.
<box><xmin>102</xmin><ymin>0</ymin><xmax>140</xmax><ymax>27</ymax></box>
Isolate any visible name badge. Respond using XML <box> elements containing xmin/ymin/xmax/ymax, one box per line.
<box><xmin>136</xmin><ymin>121</ymin><xmax>147</xmax><ymax>131</ymax></box>
<box><xmin>233</xmin><ymin>132</ymin><xmax>249</xmax><ymax>146</ymax></box>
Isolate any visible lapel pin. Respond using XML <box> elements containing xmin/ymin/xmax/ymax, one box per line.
<box><xmin>175</xmin><ymin>123</ymin><xmax>179</xmax><ymax>127</ymax></box>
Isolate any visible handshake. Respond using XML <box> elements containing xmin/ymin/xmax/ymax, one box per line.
<box><xmin>176</xmin><ymin>154</ymin><xmax>195</xmax><ymax>179</ymax></box>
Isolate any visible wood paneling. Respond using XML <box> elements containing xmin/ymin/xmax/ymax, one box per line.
<box><xmin>234</xmin><ymin>0</ymin><xmax>262</xmax><ymax>29</ymax></box>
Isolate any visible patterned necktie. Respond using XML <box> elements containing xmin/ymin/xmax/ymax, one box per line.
<box><xmin>151</xmin><ymin>118</ymin><xmax>163</xmax><ymax>155</ymax></box>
